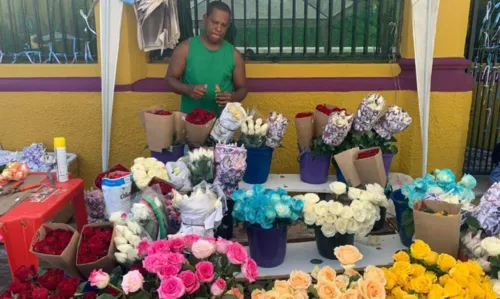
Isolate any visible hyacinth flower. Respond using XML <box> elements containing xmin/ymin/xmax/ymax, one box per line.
<box><xmin>265</xmin><ymin>112</ymin><xmax>289</xmax><ymax>148</ymax></box>
<box><xmin>322</xmin><ymin>110</ymin><xmax>354</xmax><ymax>147</ymax></box>
<box><xmin>353</xmin><ymin>93</ymin><xmax>386</xmax><ymax>132</ymax></box>
<box><xmin>373</xmin><ymin>105</ymin><xmax>412</xmax><ymax>140</ymax></box>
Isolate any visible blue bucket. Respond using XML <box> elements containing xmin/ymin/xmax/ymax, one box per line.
<box><xmin>336</xmin><ymin>168</ymin><xmax>346</xmax><ymax>183</ymax></box>
<box><xmin>391</xmin><ymin>189</ymin><xmax>413</xmax><ymax>247</ymax></box>
<box><xmin>150</xmin><ymin>144</ymin><xmax>185</xmax><ymax>163</ymax></box>
<box><xmin>243</xmin><ymin>146</ymin><xmax>274</xmax><ymax>184</ymax></box>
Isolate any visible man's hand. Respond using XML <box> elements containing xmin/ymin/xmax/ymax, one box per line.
<box><xmin>189</xmin><ymin>85</ymin><xmax>207</xmax><ymax>100</ymax></box>
<box><xmin>216</xmin><ymin>92</ymin><xmax>234</xmax><ymax>107</ymax></box>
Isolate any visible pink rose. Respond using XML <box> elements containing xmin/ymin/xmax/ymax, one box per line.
<box><xmin>191</xmin><ymin>240</ymin><xmax>216</xmax><ymax>259</ymax></box>
<box><xmin>169</xmin><ymin>238</ymin><xmax>185</xmax><ymax>253</ymax></box>
<box><xmin>143</xmin><ymin>254</ymin><xmax>169</xmax><ymax>274</ymax></box>
<box><xmin>137</xmin><ymin>240</ymin><xmax>150</xmax><ymax>256</ymax></box>
<box><xmin>178</xmin><ymin>271</ymin><xmax>200</xmax><ymax>295</ymax></box>
<box><xmin>158</xmin><ymin>276</ymin><xmax>185</xmax><ymax>299</ymax></box>
<box><xmin>210</xmin><ymin>278</ymin><xmax>227</xmax><ymax>296</ymax></box>
<box><xmin>242</xmin><ymin>259</ymin><xmax>259</xmax><ymax>283</ymax></box>
<box><xmin>147</xmin><ymin>240</ymin><xmax>171</xmax><ymax>255</ymax></box>
<box><xmin>88</xmin><ymin>269</ymin><xmax>109</xmax><ymax>289</ymax></box>
<box><xmin>158</xmin><ymin>264</ymin><xmax>181</xmax><ymax>280</ymax></box>
<box><xmin>195</xmin><ymin>261</ymin><xmax>215</xmax><ymax>283</ymax></box>
<box><xmin>183</xmin><ymin>235</ymin><xmax>200</xmax><ymax>249</ymax></box>
<box><xmin>121</xmin><ymin>270</ymin><xmax>144</xmax><ymax>295</ymax></box>
<box><xmin>168</xmin><ymin>233</ymin><xmax>185</xmax><ymax>240</ymax></box>
<box><xmin>204</xmin><ymin>237</ymin><xmax>216</xmax><ymax>244</ymax></box>
<box><xmin>166</xmin><ymin>253</ymin><xmax>186</xmax><ymax>266</ymax></box>
<box><xmin>226</xmin><ymin>242</ymin><xmax>248</xmax><ymax>265</ymax></box>
<box><xmin>216</xmin><ymin>238</ymin><xmax>233</xmax><ymax>254</ymax></box>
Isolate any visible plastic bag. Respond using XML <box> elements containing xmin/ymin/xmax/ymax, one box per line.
<box><xmin>131</xmin><ymin>185</ymin><xmax>169</xmax><ymax>240</ymax></box>
<box><xmin>109</xmin><ymin>212</ymin><xmax>152</xmax><ymax>264</ymax></box>
<box><xmin>102</xmin><ymin>173</ymin><xmax>133</xmax><ymax>217</ymax></box>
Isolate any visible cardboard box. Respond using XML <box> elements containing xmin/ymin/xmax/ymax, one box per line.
<box><xmin>76</xmin><ymin>222</ymin><xmax>116</xmax><ymax>278</ymax></box>
<box><xmin>30</xmin><ymin>223</ymin><xmax>83</xmax><ymax>279</ymax></box>
<box><xmin>334</xmin><ymin>147</ymin><xmax>387</xmax><ymax>187</ymax></box>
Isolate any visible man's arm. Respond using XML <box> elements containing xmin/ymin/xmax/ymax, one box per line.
<box><xmin>231</xmin><ymin>48</ymin><xmax>248</xmax><ymax>102</ymax></box>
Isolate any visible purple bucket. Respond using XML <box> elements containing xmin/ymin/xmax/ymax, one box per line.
<box><xmin>382</xmin><ymin>153</ymin><xmax>395</xmax><ymax>176</ymax></box>
<box><xmin>300</xmin><ymin>152</ymin><xmax>331</xmax><ymax>184</ymax></box>
<box><xmin>150</xmin><ymin>144</ymin><xmax>185</xmax><ymax>163</ymax></box>
<box><xmin>247</xmin><ymin>224</ymin><xmax>287</xmax><ymax>268</ymax></box>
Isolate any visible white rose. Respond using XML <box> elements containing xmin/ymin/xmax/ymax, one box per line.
<box><xmin>115</xmin><ymin>225</ymin><xmax>127</xmax><ymax>235</ymax></box>
<box><xmin>255</xmin><ymin>118</ymin><xmax>263</xmax><ymax>126</ymax></box>
<box><xmin>328</xmin><ymin>201</ymin><xmax>344</xmax><ymax>216</ymax></box>
<box><xmin>131</xmin><ymin>164</ymin><xmax>145</xmax><ymax>173</ymax></box>
<box><xmin>127</xmin><ymin>221</ymin><xmax>142</xmax><ymax>235</ymax></box>
<box><xmin>304</xmin><ymin>212</ymin><xmax>318</xmax><ymax>226</ymax></box>
<box><xmin>133</xmin><ymin>170</ymin><xmax>147</xmax><ymax>180</ymax></box>
<box><xmin>352</xmin><ymin>208</ymin><xmax>367</xmax><ymax>222</ymax></box>
<box><xmin>133</xmin><ymin>157</ymin><xmax>146</xmax><ymax>165</ymax></box>
<box><xmin>247</xmin><ymin>120</ymin><xmax>254</xmax><ymax>130</ymax></box>
<box><xmin>123</xmin><ymin>229</ymin><xmax>135</xmax><ymax>242</ymax></box>
<box><xmin>114</xmin><ymin>236</ymin><xmax>128</xmax><ymax>246</ymax></box>
<box><xmin>340</xmin><ymin>206</ymin><xmax>354</xmax><ymax>219</ymax></box>
<box><xmin>248</xmin><ymin>128</ymin><xmax>255</xmax><ymax>135</ymax></box>
<box><xmin>117</xmin><ymin>244</ymin><xmax>134</xmax><ymax>253</ymax></box>
<box><xmin>325</xmin><ymin>214</ymin><xmax>337</xmax><ymax>224</ymax></box>
<box><xmin>346</xmin><ymin>218</ymin><xmax>358</xmax><ymax>234</ymax></box>
<box><xmin>316</xmin><ymin>216</ymin><xmax>326</xmax><ymax>226</ymax></box>
<box><xmin>491</xmin><ymin>279</ymin><xmax>500</xmax><ymax>297</ymax></box>
<box><xmin>329</xmin><ymin>182</ymin><xmax>347</xmax><ymax>195</ymax></box>
<box><xmin>365</xmin><ymin>183</ymin><xmax>384</xmax><ymax>195</ymax></box>
<box><xmin>321</xmin><ymin>224</ymin><xmax>337</xmax><ymax>238</ymax></box>
<box><xmin>481</xmin><ymin>237</ymin><xmax>500</xmax><ymax>256</ymax></box>
<box><xmin>314</xmin><ymin>201</ymin><xmax>329</xmax><ymax>217</ymax></box>
<box><xmin>443</xmin><ymin>195</ymin><xmax>460</xmax><ymax>204</ymax></box>
<box><xmin>348</xmin><ymin>188</ymin><xmax>363</xmax><ymax>200</ymax></box>
<box><xmin>109</xmin><ymin>212</ymin><xmax>125</xmax><ymax>223</ymax></box>
<box><xmin>303</xmin><ymin>202</ymin><xmax>314</xmax><ymax>214</ymax></box>
<box><xmin>260</xmin><ymin>123</ymin><xmax>269</xmax><ymax>135</ymax></box>
<box><xmin>359</xmin><ymin>191</ymin><xmax>374</xmax><ymax>202</ymax></box>
<box><xmin>334</xmin><ymin>218</ymin><xmax>348</xmax><ymax>234</ymax></box>
<box><xmin>130</xmin><ymin>235</ymin><xmax>142</xmax><ymax>247</ymax></box>
<box><xmin>115</xmin><ymin>252</ymin><xmax>128</xmax><ymax>263</ymax></box>
<box><xmin>241</xmin><ymin>122</ymin><xmax>248</xmax><ymax>133</ymax></box>
<box><xmin>304</xmin><ymin>193</ymin><xmax>320</xmax><ymax>204</ymax></box>
<box><xmin>126</xmin><ymin>248</ymin><xmax>139</xmax><ymax>262</ymax></box>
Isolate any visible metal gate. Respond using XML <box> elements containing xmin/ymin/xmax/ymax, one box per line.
<box><xmin>464</xmin><ymin>0</ymin><xmax>500</xmax><ymax>175</ymax></box>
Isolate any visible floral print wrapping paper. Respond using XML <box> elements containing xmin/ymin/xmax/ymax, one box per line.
<box><xmin>472</xmin><ymin>182</ymin><xmax>500</xmax><ymax>236</ymax></box>
<box><xmin>210</xmin><ymin>103</ymin><xmax>247</xmax><ymax>143</ymax></box>
<box><xmin>85</xmin><ymin>189</ymin><xmax>106</xmax><ymax>223</ymax></box>
<box><xmin>322</xmin><ymin>111</ymin><xmax>354</xmax><ymax>146</ymax></box>
<box><xmin>214</xmin><ymin>143</ymin><xmax>247</xmax><ymax>198</ymax></box>
<box><xmin>373</xmin><ymin>105</ymin><xmax>412</xmax><ymax>140</ymax></box>
<box><xmin>265</xmin><ymin>112</ymin><xmax>289</xmax><ymax>148</ymax></box>
<box><xmin>353</xmin><ymin>94</ymin><xmax>385</xmax><ymax>132</ymax></box>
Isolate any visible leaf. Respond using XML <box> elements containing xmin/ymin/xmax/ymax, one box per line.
<box><xmin>222</xmin><ymin>295</ymin><xmax>239</xmax><ymax>299</ymax></box>
<box><xmin>109</xmin><ymin>266</ymin><xmax>123</xmax><ymax>285</ymax></box>
<box><xmin>236</xmin><ymin>284</ymin><xmax>244</xmax><ymax>294</ymax></box>
<box><xmin>77</xmin><ymin>282</ymin><xmax>88</xmax><ymax>294</ymax></box>
<box><xmin>97</xmin><ymin>295</ymin><xmax>116</xmax><ymax>299</ymax></box>
<box><xmin>248</xmin><ymin>284</ymin><xmax>265</xmax><ymax>293</ymax></box>
<box><xmin>307</xmin><ymin>285</ymin><xmax>319</xmax><ymax>298</ymax></box>
<box><xmin>128</xmin><ymin>290</ymin><xmax>150</xmax><ymax>299</ymax></box>
<box><xmin>467</xmin><ymin>216</ymin><xmax>481</xmax><ymax>231</ymax></box>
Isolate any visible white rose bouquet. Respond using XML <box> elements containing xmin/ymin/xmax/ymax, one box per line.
<box><xmin>186</xmin><ymin>148</ymin><xmax>214</xmax><ymax>186</ymax></box>
<box><xmin>172</xmin><ymin>181</ymin><xmax>225</xmax><ymax>237</ymax></box>
<box><xmin>373</xmin><ymin>105</ymin><xmax>412</xmax><ymax>140</ymax></box>
<box><xmin>265</xmin><ymin>112</ymin><xmax>289</xmax><ymax>148</ymax></box>
<box><xmin>130</xmin><ymin>186</ymin><xmax>170</xmax><ymax>240</ymax></box>
<box><xmin>210</xmin><ymin>102</ymin><xmax>247</xmax><ymax>143</ymax></box>
<box><xmin>322</xmin><ymin>110</ymin><xmax>354</xmax><ymax>147</ymax></box>
<box><xmin>165</xmin><ymin>160</ymin><xmax>192</xmax><ymax>192</ymax></box>
<box><xmin>352</xmin><ymin>93</ymin><xmax>386</xmax><ymax>132</ymax></box>
<box><xmin>131</xmin><ymin>157</ymin><xmax>168</xmax><ymax>190</ymax></box>
<box><xmin>109</xmin><ymin>212</ymin><xmax>151</xmax><ymax>264</ymax></box>
<box><xmin>239</xmin><ymin>115</ymin><xmax>269</xmax><ymax>148</ymax></box>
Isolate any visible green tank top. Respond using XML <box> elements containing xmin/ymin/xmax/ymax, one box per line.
<box><xmin>181</xmin><ymin>36</ymin><xmax>235</xmax><ymax>117</ymax></box>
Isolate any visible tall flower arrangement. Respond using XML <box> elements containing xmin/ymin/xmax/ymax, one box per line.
<box><xmin>239</xmin><ymin>115</ymin><xmax>269</xmax><ymax>148</ymax></box>
<box><xmin>265</xmin><ymin>112</ymin><xmax>289</xmax><ymax>148</ymax></box>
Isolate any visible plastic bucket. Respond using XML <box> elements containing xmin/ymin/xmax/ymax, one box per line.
<box><xmin>243</xmin><ymin>147</ymin><xmax>273</xmax><ymax>184</ymax></box>
<box><xmin>299</xmin><ymin>152</ymin><xmax>331</xmax><ymax>184</ymax></box>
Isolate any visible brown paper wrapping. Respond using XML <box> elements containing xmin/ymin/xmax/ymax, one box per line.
<box><xmin>76</xmin><ymin>222</ymin><xmax>117</xmax><ymax>278</ymax></box>
<box><xmin>353</xmin><ymin>147</ymin><xmax>387</xmax><ymax>187</ymax></box>
<box><xmin>295</xmin><ymin>116</ymin><xmax>314</xmax><ymax>149</ymax></box>
<box><xmin>174</xmin><ymin>111</ymin><xmax>187</xmax><ymax>143</ymax></box>
<box><xmin>30</xmin><ymin>223</ymin><xmax>83</xmax><ymax>279</ymax></box>
<box><xmin>138</xmin><ymin>105</ymin><xmax>175</xmax><ymax>152</ymax></box>
<box><xmin>313</xmin><ymin>105</ymin><xmax>335</xmax><ymax>137</ymax></box>
<box><xmin>334</xmin><ymin>147</ymin><xmax>361</xmax><ymax>187</ymax></box>
<box><xmin>413</xmin><ymin>200</ymin><xmax>461</xmax><ymax>257</ymax></box>
<box><xmin>185</xmin><ymin>118</ymin><xmax>216</xmax><ymax>146</ymax></box>
<box><xmin>138</xmin><ymin>105</ymin><xmax>164</xmax><ymax>128</ymax></box>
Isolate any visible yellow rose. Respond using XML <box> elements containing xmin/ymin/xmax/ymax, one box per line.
<box><xmin>392</xmin><ymin>262</ymin><xmax>413</xmax><ymax>276</ymax></box>
<box><xmin>410</xmin><ymin>264</ymin><xmax>426</xmax><ymax>277</ymax></box>
<box><xmin>339</xmin><ymin>289</ymin><xmax>360</xmax><ymax>299</ymax></box>
<box><xmin>466</xmin><ymin>260</ymin><xmax>485</xmax><ymax>281</ymax></box>
<box><xmin>358</xmin><ymin>278</ymin><xmax>386</xmax><ymax>299</ymax></box>
<box><xmin>364</xmin><ymin>266</ymin><xmax>387</xmax><ymax>285</ymax></box>
<box><xmin>410</xmin><ymin>240</ymin><xmax>431</xmax><ymax>260</ymax></box>
<box><xmin>449</xmin><ymin>263</ymin><xmax>470</xmax><ymax>288</ymax></box>
<box><xmin>424</xmin><ymin>251</ymin><xmax>439</xmax><ymax>266</ymax></box>
<box><xmin>383</xmin><ymin>268</ymin><xmax>397</xmax><ymax>290</ymax></box>
<box><xmin>402</xmin><ymin>295</ymin><xmax>418</xmax><ymax>299</ymax></box>
<box><xmin>317</xmin><ymin>266</ymin><xmax>336</xmax><ymax>283</ymax></box>
<box><xmin>427</xmin><ymin>284</ymin><xmax>446</xmax><ymax>299</ymax></box>
<box><xmin>439</xmin><ymin>274</ymin><xmax>450</xmax><ymax>285</ymax></box>
<box><xmin>402</xmin><ymin>280</ymin><xmax>411</xmax><ymax>292</ymax></box>
<box><xmin>393</xmin><ymin>251</ymin><xmax>410</xmax><ymax>263</ymax></box>
<box><xmin>291</xmin><ymin>290</ymin><xmax>308</xmax><ymax>299</ymax></box>
<box><xmin>444</xmin><ymin>279</ymin><xmax>461</xmax><ymax>297</ymax></box>
<box><xmin>468</xmin><ymin>279</ymin><xmax>485</xmax><ymax>298</ymax></box>
<box><xmin>251</xmin><ymin>289</ymin><xmax>266</xmax><ymax>299</ymax></box>
<box><xmin>424</xmin><ymin>272</ymin><xmax>438</xmax><ymax>283</ymax></box>
<box><xmin>410</xmin><ymin>276</ymin><xmax>432</xmax><ymax>293</ymax></box>
<box><xmin>391</xmin><ymin>287</ymin><xmax>408</xmax><ymax>299</ymax></box>
<box><xmin>311</xmin><ymin>265</ymin><xmax>320</xmax><ymax>280</ymax></box>
<box><xmin>316</xmin><ymin>281</ymin><xmax>341</xmax><ymax>299</ymax></box>
<box><xmin>437</xmin><ymin>253</ymin><xmax>457</xmax><ymax>272</ymax></box>
<box><xmin>273</xmin><ymin>280</ymin><xmax>292</xmax><ymax>294</ymax></box>
<box><xmin>288</xmin><ymin>271</ymin><xmax>312</xmax><ymax>291</ymax></box>
<box><xmin>334</xmin><ymin>245</ymin><xmax>363</xmax><ymax>267</ymax></box>
<box><xmin>264</xmin><ymin>291</ymin><xmax>281</xmax><ymax>299</ymax></box>
<box><xmin>334</xmin><ymin>275</ymin><xmax>350</xmax><ymax>291</ymax></box>
<box><xmin>393</xmin><ymin>271</ymin><xmax>409</xmax><ymax>288</ymax></box>
<box><xmin>278</xmin><ymin>294</ymin><xmax>294</xmax><ymax>299</ymax></box>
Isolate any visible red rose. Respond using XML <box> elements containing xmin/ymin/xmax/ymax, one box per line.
<box><xmin>357</xmin><ymin>148</ymin><xmax>379</xmax><ymax>160</ymax></box>
<box><xmin>15</xmin><ymin>265</ymin><xmax>37</xmax><ymax>282</ymax></box>
<box><xmin>77</xmin><ymin>226</ymin><xmax>112</xmax><ymax>264</ymax></box>
<box><xmin>129</xmin><ymin>265</ymin><xmax>147</xmax><ymax>276</ymax></box>
<box><xmin>104</xmin><ymin>288</ymin><xmax>120</xmax><ymax>297</ymax></box>
<box><xmin>47</xmin><ymin>295</ymin><xmax>65</xmax><ymax>299</ymax></box>
<box><xmin>316</xmin><ymin>104</ymin><xmax>334</xmax><ymax>116</ymax></box>
<box><xmin>34</xmin><ymin>228</ymin><xmax>74</xmax><ymax>255</ymax></box>
<box><xmin>82</xmin><ymin>292</ymin><xmax>97</xmax><ymax>299</ymax></box>
<box><xmin>169</xmin><ymin>238</ymin><xmax>185</xmax><ymax>253</ymax></box>
<box><xmin>57</xmin><ymin>278</ymin><xmax>79</xmax><ymax>299</ymax></box>
<box><xmin>0</xmin><ymin>291</ymin><xmax>12</xmax><ymax>299</ymax></box>
<box><xmin>36</xmin><ymin>269</ymin><xmax>64</xmax><ymax>291</ymax></box>
<box><xmin>150</xmin><ymin>110</ymin><xmax>172</xmax><ymax>116</ymax></box>
<box><xmin>31</xmin><ymin>287</ymin><xmax>50</xmax><ymax>299</ymax></box>
<box><xmin>185</xmin><ymin>108</ymin><xmax>215</xmax><ymax>125</ymax></box>
<box><xmin>7</xmin><ymin>281</ymin><xmax>30</xmax><ymax>294</ymax></box>
<box><xmin>296</xmin><ymin>112</ymin><xmax>313</xmax><ymax>118</ymax></box>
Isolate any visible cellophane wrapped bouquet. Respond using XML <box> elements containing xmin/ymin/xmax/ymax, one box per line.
<box><xmin>213</xmin><ymin>143</ymin><xmax>247</xmax><ymax>198</ymax></box>
<box><xmin>130</xmin><ymin>186</ymin><xmax>169</xmax><ymax>240</ymax></box>
<box><xmin>210</xmin><ymin>103</ymin><xmax>247</xmax><ymax>143</ymax></box>
<box><xmin>322</xmin><ymin>110</ymin><xmax>354</xmax><ymax>147</ymax></box>
<box><xmin>240</xmin><ymin>113</ymin><xmax>269</xmax><ymax>148</ymax></box>
<box><xmin>172</xmin><ymin>181</ymin><xmax>225</xmax><ymax>237</ymax></box>
<box><xmin>84</xmin><ymin>189</ymin><xmax>106</xmax><ymax>223</ymax></box>
<box><xmin>186</xmin><ymin>148</ymin><xmax>214</xmax><ymax>186</ymax></box>
<box><xmin>352</xmin><ymin>93</ymin><xmax>386</xmax><ymax>132</ymax></box>
<box><xmin>265</xmin><ymin>112</ymin><xmax>289</xmax><ymax>148</ymax></box>
<box><xmin>373</xmin><ymin>104</ymin><xmax>412</xmax><ymax>140</ymax></box>
<box><xmin>109</xmin><ymin>212</ymin><xmax>152</xmax><ymax>265</ymax></box>
<box><xmin>165</xmin><ymin>160</ymin><xmax>192</xmax><ymax>192</ymax></box>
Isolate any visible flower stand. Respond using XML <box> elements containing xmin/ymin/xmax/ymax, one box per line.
<box><xmin>243</xmin><ymin>147</ymin><xmax>274</xmax><ymax>184</ymax></box>
<box><xmin>150</xmin><ymin>144</ymin><xmax>185</xmax><ymax>163</ymax></box>
<box><xmin>299</xmin><ymin>151</ymin><xmax>331</xmax><ymax>184</ymax></box>
<box><xmin>391</xmin><ymin>189</ymin><xmax>413</xmax><ymax>247</ymax></box>
<box><xmin>246</xmin><ymin>224</ymin><xmax>287</xmax><ymax>268</ymax></box>
<box><xmin>314</xmin><ymin>226</ymin><xmax>354</xmax><ymax>260</ymax></box>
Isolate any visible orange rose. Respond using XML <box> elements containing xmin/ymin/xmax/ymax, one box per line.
<box><xmin>227</xmin><ymin>288</ymin><xmax>244</xmax><ymax>299</ymax></box>
<box><xmin>317</xmin><ymin>266</ymin><xmax>337</xmax><ymax>282</ymax></box>
<box><xmin>335</xmin><ymin>245</ymin><xmax>363</xmax><ymax>267</ymax></box>
<box><xmin>273</xmin><ymin>280</ymin><xmax>292</xmax><ymax>294</ymax></box>
<box><xmin>339</xmin><ymin>289</ymin><xmax>361</xmax><ymax>299</ymax></box>
<box><xmin>288</xmin><ymin>271</ymin><xmax>312</xmax><ymax>291</ymax></box>
<box><xmin>278</xmin><ymin>294</ymin><xmax>293</xmax><ymax>299</ymax></box>
<box><xmin>335</xmin><ymin>275</ymin><xmax>351</xmax><ymax>291</ymax></box>
<box><xmin>252</xmin><ymin>289</ymin><xmax>266</xmax><ymax>299</ymax></box>
<box><xmin>263</xmin><ymin>291</ymin><xmax>280</xmax><ymax>299</ymax></box>
<box><xmin>317</xmin><ymin>281</ymin><xmax>342</xmax><ymax>299</ymax></box>
<box><xmin>358</xmin><ymin>278</ymin><xmax>386</xmax><ymax>299</ymax></box>
<box><xmin>364</xmin><ymin>266</ymin><xmax>387</xmax><ymax>285</ymax></box>
<box><xmin>291</xmin><ymin>290</ymin><xmax>309</xmax><ymax>299</ymax></box>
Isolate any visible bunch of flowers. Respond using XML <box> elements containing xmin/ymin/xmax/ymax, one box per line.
<box><xmin>185</xmin><ymin>108</ymin><xmax>217</xmax><ymax>146</ymax></box>
<box><xmin>77</xmin><ymin>226</ymin><xmax>113</xmax><ymax>264</ymax></box>
<box><xmin>185</xmin><ymin>108</ymin><xmax>216</xmax><ymax>125</ymax></box>
<box><xmin>251</xmin><ymin>245</ymin><xmax>386</xmax><ymax>299</ymax></box>
<box><xmin>149</xmin><ymin>109</ymin><xmax>172</xmax><ymax>116</ymax></box>
<box><xmin>130</xmin><ymin>186</ymin><xmax>169</xmax><ymax>240</ymax></box>
<box><xmin>186</xmin><ymin>147</ymin><xmax>214</xmax><ymax>186</ymax></box>
<box><xmin>300</xmin><ymin>181</ymin><xmax>379</xmax><ymax>238</ymax></box>
<box><xmin>32</xmin><ymin>228</ymin><xmax>74</xmax><ymax>255</ymax></box>
<box><xmin>384</xmin><ymin>239</ymin><xmax>497</xmax><ymax>299</ymax></box>
<box><xmin>352</xmin><ymin>93</ymin><xmax>386</xmax><ymax>132</ymax></box>
<box><xmin>210</xmin><ymin>103</ymin><xmax>247</xmax><ymax>143</ymax></box>
<box><xmin>94</xmin><ymin>164</ymin><xmax>129</xmax><ymax>190</ymax></box>
<box><xmin>21</xmin><ymin>143</ymin><xmax>54</xmax><ymax>171</ymax></box>
<box><xmin>2</xmin><ymin>266</ymin><xmax>82</xmax><ymax>299</ymax></box>
<box><xmin>84</xmin><ymin>189</ymin><xmax>106</xmax><ymax>223</ymax></box>
<box><xmin>373</xmin><ymin>105</ymin><xmax>412</xmax><ymax>140</ymax></box>
<box><xmin>471</xmin><ymin>182</ymin><xmax>500</xmax><ymax>236</ymax></box>
<box><xmin>165</xmin><ymin>197</ymin><xmax>182</xmax><ymax>225</ymax></box>
<box><xmin>109</xmin><ymin>212</ymin><xmax>148</xmax><ymax>264</ymax></box>
<box><xmin>131</xmin><ymin>157</ymin><xmax>168</xmax><ymax>190</ymax></box>
<box><xmin>265</xmin><ymin>112</ymin><xmax>289</xmax><ymax>148</ymax></box>
<box><xmin>172</xmin><ymin>182</ymin><xmax>224</xmax><ymax>236</ymax></box>
<box><xmin>213</xmin><ymin>143</ymin><xmax>247</xmax><ymax>197</ymax></box>
<box><xmin>232</xmin><ymin>185</ymin><xmax>304</xmax><ymax>229</ymax></box>
<box><xmin>0</xmin><ymin>162</ymin><xmax>30</xmax><ymax>184</ymax></box>
<box><xmin>240</xmin><ymin>115</ymin><xmax>269</xmax><ymax>148</ymax></box>
<box><xmin>322</xmin><ymin>110</ymin><xmax>354</xmax><ymax>147</ymax></box>
<box><xmin>165</xmin><ymin>161</ymin><xmax>192</xmax><ymax>192</ymax></box>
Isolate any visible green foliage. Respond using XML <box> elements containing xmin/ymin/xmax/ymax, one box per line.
<box><xmin>401</xmin><ymin>208</ymin><xmax>415</xmax><ymax>239</ymax></box>
<box><xmin>349</xmin><ymin>131</ymin><xmax>399</xmax><ymax>154</ymax></box>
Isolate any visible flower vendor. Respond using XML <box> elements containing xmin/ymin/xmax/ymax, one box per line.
<box><xmin>165</xmin><ymin>2</ymin><xmax>247</xmax><ymax>117</ymax></box>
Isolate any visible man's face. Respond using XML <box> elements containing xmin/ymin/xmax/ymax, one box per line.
<box><xmin>203</xmin><ymin>9</ymin><xmax>230</xmax><ymax>43</ymax></box>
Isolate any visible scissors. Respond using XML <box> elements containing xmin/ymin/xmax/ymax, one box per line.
<box><xmin>0</xmin><ymin>180</ymin><xmax>42</xmax><ymax>196</ymax></box>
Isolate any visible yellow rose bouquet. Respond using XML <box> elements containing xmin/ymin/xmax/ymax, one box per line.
<box><xmin>384</xmin><ymin>239</ymin><xmax>497</xmax><ymax>299</ymax></box>
<box><xmin>251</xmin><ymin>245</ymin><xmax>387</xmax><ymax>299</ymax></box>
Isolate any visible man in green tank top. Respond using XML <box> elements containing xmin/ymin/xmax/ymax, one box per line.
<box><xmin>165</xmin><ymin>1</ymin><xmax>247</xmax><ymax>116</ymax></box>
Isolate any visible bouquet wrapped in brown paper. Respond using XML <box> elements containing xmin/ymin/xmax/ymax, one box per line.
<box><xmin>184</xmin><ymin>108</ymin><xmax>216</xmax><ymax>146</ymax></box>
<box><xmin>334</xmin><ymin>147</ymin><xmax>387</xmax><ymax>187</ymax></box>
<box><xmin>413</xmin><ymin>200</ymin><xmax>461</xmax><ymax>257</ymax></box>
<box><xmin>76</xmin><ymin>222</ymin><xmax>116</xmax><ymax>278</ymax></box>
<box><xmin>295</xmin><ymin>112</ymin><xmax>314</xmax><ymax>150</ymax></box>
<box><xmin>138</xmin><ymin>105</ymin><xmax>183</xmax><ymax>152</ymax></box>
<box><xmin>30</xmin><ymin>223</ymin><xmax>82</xmax><ymax>278</ymax></box>
<box><xmin>313</xmin><ymin>104</ymin><xmax>336</xmax><ymax>137</ymax></box>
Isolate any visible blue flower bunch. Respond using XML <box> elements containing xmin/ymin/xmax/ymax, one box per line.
<box><xmin>22</xmin><ymin>143</ymin><xmax>52</xmax><ymax>171</ymax></box>
<box><xmin>401</xmin><ymin>168</ymin><xmax>477</xmax><ymax>208</ymax></box>
<box><xmin>232</xmin><ymin>184</ymin><xmax>304</xmax><ymax>229</ymax></box>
